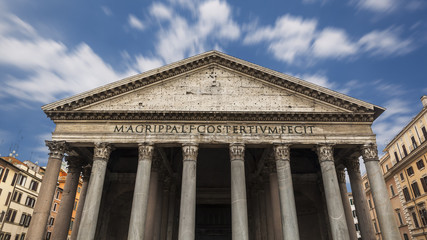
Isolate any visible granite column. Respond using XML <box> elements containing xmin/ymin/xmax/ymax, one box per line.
<box><xmin>178</xmin><ymin>143</ymin><xmax>198</xmax><ymax>240</ymax></box>
<box><xmin>361</xmin><ymin>144</ymin><xmax>400</xmax><ymax>240</ymax></box>
<box><xmin>27</xmin><ymin>141</ymin><xmax>67</xmax><ymax>240</ymax></box>
<box><xmin>316</xmin><ymin>144</ymin><xmax>350</xmax><ymax>240</ymax></box>
<box><xmin>70</xmin><ymin>165</ymin><xmax>91</xmax><ymax>240</ymax></box>
<box><xmin>336</xmin><ymin>167</ymin><xmax>358</xmax><ymax>240</ymax></box>
<box><xmin>346</xmin><ymin>157</ymin><xmax>376</xmax><ymax>240</ymax></box>
<box><xmin>77</xmin><ymin>142</ymin><xmax>113</xmax><ymax>240</ymax></box>
<box><xmin>230</xmin><ymin>143</ymin><xmax>249</xmax><ymax>240</ymax></box>
<box><xmin>274</xmin><ymin>144</ymin><xmax>300</xmax><ymax>240</ymax></box>
<box><xmin>52</xmin><ymin>156</ymin><xmax>83</xmax><ymax>240</ymax></box>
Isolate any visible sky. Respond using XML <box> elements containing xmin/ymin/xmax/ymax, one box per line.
<box><xmin>0</xmin><ymin>0</ymin><xmax>426</xmax><ymax>169</ymax></box>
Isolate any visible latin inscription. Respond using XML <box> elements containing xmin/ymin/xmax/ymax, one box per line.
<box><xmin>114</xmin><ymin>124</ymin><xmax>315</xmax><ymax>135</ymax></box>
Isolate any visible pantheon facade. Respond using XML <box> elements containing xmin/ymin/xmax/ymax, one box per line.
<box><xmin>27</xmin><ymin>51</ymin><xmax>400</xmax><ymax>240</ymax></box>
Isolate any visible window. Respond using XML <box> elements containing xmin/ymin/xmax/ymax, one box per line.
<box><xmin>46</xmin><ymin>232</ymin><xmax>51</xmax><ymax>240</ymax></box>
<box><xmin>0</xmin><ymin>167</ymin><xmax>4</xmax><ymax>179</ymax></box>
<box><xmin>355</xmin><ymin>223</ymin><xmax>359</xmax><ymax>231</ymax></box>
<box><xmin>19</xmin><ymin>214</ymin><xmax>27</xmax><ymax>226</ymax></box>
<box><xmin>29</xmin><ymin>180</ymin><xmax>38</xmax><ymax>191</ymax></box>
<box><xmin>412</xmin><ymin>211</ymin><xmax>420</xmax><ymax>228</ymax></box>
<box><xmin>0</xmin><ymin>211</ymin><xmax>5</xmax><ymax>222</ymax></box>
<box><xmin>421</xmin><ymin>176</ymin><xmax>427</xmax><ymax>193</ymax></box>
<box><xmin>403</xmin><ymin>187</ymin><xmax>411</xmax><ymax>201</ymax></box>
<box><xmin>19</xmin><ymin>234</ymin><xmax>25</xmax><ymax>240</ymax></box>
<box><xmin>25</xmin><ymin>197</ymin><xmax>36</xmax><ymax>208</ymax></box>
<box><xmin>69</xmin><ymin>220</ymin><xmax>74</xmax><ymax>231</ymax></box>
<box><xmin>411</xmin><ymin>136</ymin><xmax>418</xmax><ymax>149</ymax></box>
<box><xmin>407</xmin><ymin>166</ymin><xmax>414</xmax><ymax>176</ymax></box>
<box><xmin>53</xmin><ymin>203</ymin><xmax>57</xmax><ymax>212</ymax></box>
<box><xmin>386</xmin><ymin>164</ymin><xmax>389</xmax><ymax>171</ymax></box>
<box><xmin>422</xmin><ymin>126</ymin><xmax>427</xmax><ymax>141</ymax></box>
<box><xmin>373</xmin><ymin>220</ymin><xmax>379</xmax><ymax>233</ymax></box>
<box><xmin>12</xmin><ymin>191</ymin><xmax>22</xmax><ymax>203</ymax></box>
<box><xmin>77</xmin><ymin>187</ymin><xmax>81</xmax><ymax>193</ymax></box>
<box><xmin>74</xmin><ymin>201</ymin><xmax>77</xmax><ymax>210</ymax></box>
<box><xmin>412</xmin><ymin>182</ymin><xmax>421</xmax><ymax>198</ymax></box>
<box><xmin>390</xmin><ymin>185</ymin><xmax>395</xmax><ymax>196</ymax></box>
<box><xmin>48</xmin><ymin>217</ymin><xmax>54</xmax><ymax>226</ymax></box>
<box><xmin>368</xmin><ymin>199</ymin><xmax>373</xmax><ymax>208</ymax></box>
<box><xmin>402</xmin><ymin>145</ymin><xmax>408</xmax><ymax>157</ymax></box>
<box><xmin>349</xmin><ymin>199</ymin><xmax>353</xmax><ymax>205</ymax></box>
<box><xmin>2</xmin><ymin>169</ymin><xmax>9</xmax><ymax>182</ymax></box>
<box><xmin>420</xmin><ymin>209</ymin><xmax>427</xmax><ymax>226</ymax></box>
<box><xmin>24</xmin><ymin>215</ymin><xmax>31</xmax><ymax>227</ymax></box>
<box><xmin>397</xmin><ymin>211</ymin><xmax>404</xmax><ymax>225</ymax></box>
<box><xmin>416</xmin><ymin>160</ymin><xmax>425</xmax><ymax>170</ymax></box>
<box><xmin>400</xmin><ymin>173</ymin><xmax>405</xmax><ymax>181</ymax></box>
<box><xmin>5</xmin><ymin>192</ymin><xmax>11</xmax><ymax>205</ymax></box>
<box><xmin>352</xmin><ymin>210</ymin><xmax>356</xmax><ymax>218</ymax></box>
<box><xmin>394</xmin><ymin>152</ymin><xmax>400</xmax><ymax>163</ymax></box>
<box><xmin>2</xmin><ymin>233</ymin><xmax>11</xmax><ymax>240</ymax></box>
<box><xmin>5</xmin><ymin>209</ymin><xmax>17</xmax><ymax>223</ymax></box>
<box><xmin>55</xmin><ymin>191</ymin><xmax>60</xmax><ymax>199</ymax></box>
<box><xmin>365</xmin><ymin>182</ymin><xmax>369</xmax><ymax>189</ymax></box>
<box><xmin>10</xmin><ymin>174</ymin><xmax>17</xmax><ymax>186</ymax></box>
<box><xmin>403</xmin><ymin>233</ymin><xmax>409</xmax><ymax>240</ymax></box>
<box><xmin>16</xmin><ymin>175</ymin><xmax>26</xmax><ymax>186</ymax></box>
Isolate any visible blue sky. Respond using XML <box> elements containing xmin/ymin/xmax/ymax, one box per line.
<box><xmin>0</xmin><ymin>0</ymin><xmax>426</xmax><ymax>167</ymax></box>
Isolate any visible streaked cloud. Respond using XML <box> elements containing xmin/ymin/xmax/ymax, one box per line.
<box><xmin>150</xmin><ymin>3</ymin><xmax>173</xmax><ymax>20</ymax></box>
<box><xmin>128</xmin><ymin>14</ymin><xmax>145</xmax><ymax>31</ymax></box>
<box><xmin>101</xmin><ymin>6</ymin><xmax>113</xmax><ymax>16</ymax></box>
<box><xmin>244</xmin><ymin>14</ymin><xmax>414</xmax><ymax>64</ymax></box>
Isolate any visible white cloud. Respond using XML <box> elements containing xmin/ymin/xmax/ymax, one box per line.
<box><xmin>356</xmin><ymin>0</ymin><xmax>397</xmax><ymax>12</ymax></box>
<box><xmin>244</xmin><ymin>15</ymin><xmax>317</xmax><ymax>63</ymax></box>
<box><xmin>153</xmin><ymin>0</ymin><xmax>240</xmax><ymax>63</ymax></box>
<box><xmin>128</xmin><ymin>14</ymin><xmax>145</xmax><ymax>31</ymax></box>
<box><xmin>312</xmin><ymin>28</ymin><xmax>358</xmax><ymax>58</ymax></box>
<box><xmin>244</xmin><ymin>14</ymin><xmax>414</xmax><ymax>64</ymax></box>
<box><xmin>359</xmin><ymin>28</ymin><xmax>413</xmax><ymax>56</ymax></box>
<box><xmin>101</xmin><ymin>6</ymin><xmax>113</xmax><ymax>16</ymax></box>
<box><xmin>150</xmin><ymin>3</ymin><xmax>173</xmax><ymax>20</ymax></box>
<box><xmin>300</xmin><ymin>73</ymin><xmax>336</xmax><ymax>89</ymax></box>
<box><xmin>134</xmin><ymin>55</ymin><xmax>164</xmax><ymax>72</ymax></box>
<box><xmin>0</xmin><ymin>14</ymin><xmax>136</xmax><ymax>103</ymax></box>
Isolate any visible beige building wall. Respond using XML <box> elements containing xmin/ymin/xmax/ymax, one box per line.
<box><xmin>0</xmin><ymin>157</ymin><xmax>42</xmax><ymax>240</ymax></box>
<box><xmin>364</xmin><ymin>96</ymin><xmax>427</xmax><ymax>240</ymax></box>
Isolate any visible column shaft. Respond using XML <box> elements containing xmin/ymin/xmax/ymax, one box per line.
<box><xmin>269</xmin><ymin>173</ymin><xmax>284</xmax><ymax>239</ymax></box>
<box><xmin>145</xmin><ymin>171</ymin><xmax>159</xmax><ymax>239</ymax></box>
<box><xmin>160</xmin><ymin>178</ymin><xmax>171</xmax><ymax>240</ymax></box>
<box><xmin>178</xmin><ymin>144</ymin><xmax>198</xmax><ymax>240</ymax></box>
<box><xmin>127</xmin><ymin>144</ymin><xmax>154</xmax><ymax>240</ymax></box>
<box><xmin>230</xmin><ymin>143</ymin><xmax>249</xmax><ymax>240</ymax></box>
<box><xmin>274</xmin><ymin>145</ymin><xmax>300</xmax><ymax>240</ymax></box>
<box><xmin>346</xmin><ymin>157</ymin><xmax>376</xmax><ymax>240</ymax></box>
<box><xmin>77</xmin><ymin>142</ymin><xmax>112</xmax><ymax>240</ymax></box>
<box><xmin>316</xmin><ymin>145</ymin><xmax>350</xmax><ymax>240</ymax></box>
<box><xmin>361</xmin><ymin>144</ymin><xmax>400</xmax><ymax>240</ymax></box>
<box><xmin>336</xmin><ymin>168</ymin><xmax>358</xmax><ymax>240</ymax></box>
<box><xmin>70</xmin><ymin>166</ymin><xmax>90</xmax><ymax>240</ymax></box>
<box><xmin>27</xmin><ymin>141</ymin><xmax>67</xmax><ymax>240</ymax></box>
<box><xmin>52</xmin><ymin>157</ymin><xmax>82</xmax><ymax>240</ymax></box>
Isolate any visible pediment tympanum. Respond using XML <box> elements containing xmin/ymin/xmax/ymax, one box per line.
<box><xmin>42</xmin><ymin>51</ymin><xmax>384</xmax><ymax>122</ymax></box>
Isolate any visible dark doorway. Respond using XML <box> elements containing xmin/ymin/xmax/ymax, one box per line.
<box><xmin>196</xmin><ymin>204</ymin><xmax>232</xmax><ymax>240</ymax></box>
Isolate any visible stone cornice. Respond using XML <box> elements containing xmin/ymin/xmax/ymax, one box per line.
<box><xmin>42</xmin><ymin>51</ymin><xmax>383</xmax><ymax>119</ymax></box>
<box><xmin>44</xmin><ymin>110</ymin><xmax>375</xmax><ymax>122</ymax></box>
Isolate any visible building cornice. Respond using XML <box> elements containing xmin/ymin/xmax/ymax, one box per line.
<box><xmin>44</xmin><ymin>110</ymin><xmax>375</xmax><ymax>122</ymax></box>
<box><xmin>384</xmin><ymin>140</ymin><xmax>427</xmax><ymax>180</ymax></box>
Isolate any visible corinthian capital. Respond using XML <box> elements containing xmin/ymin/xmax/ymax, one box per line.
<box><xmin>274</xmin><ymin>144</ymin><xmax>290</xmax><ymax>162</ymax></box>
<box><xmin>361</xmin><ymin>143</ymin><xmax>378</xmax><ymax>162</ymax></box>
<box><xmin>182</xmin><ymin>143</ymin><xmax>198</xmax><ymax>161</ymax></box>
<box><xmin>345</xmin><ymin>157</ymin><xmax>361</xmax><ymax>174</ymax></box>
<box><xmin>94</xmin><ymin>142</ymin><xmax>113</xmax><ymax>160</ymax></box>
<box><xmin>46</xmin><ymin>140</ymin><xmax>68</xmax><ymax>159</ymax></box>
<box><xmin>316</xmin><ymin>144</ymin><xmax>334</xmax><ymax>163</ymax></box>
<box><xmin>336</xmin><ymin>167</ymin><xmax>346</xmax><ymax>184</ymax></box>
<box><xmin>229</xmin><ymin>143</ymin><xmax>245</xmax><ymax>161</ymax></box>
<box><xmin>138</xmin><ymin>143</ymin><xmax>154</xmax><ymax>161</ymax></box>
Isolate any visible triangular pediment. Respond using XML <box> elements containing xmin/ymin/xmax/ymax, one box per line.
<box><xmin>42</xmin><ymin>51</ymin><xmax>384</xmax><ymax>122</ymax></box>
<box><xmin>80</xmin><ymin>66</ymin><xmax>347</xmax><ymax>113</ymax></box>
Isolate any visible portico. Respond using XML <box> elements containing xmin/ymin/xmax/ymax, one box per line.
<box><xmin>27</xmin><ymin>51</ymin><xmax>400</xmax><ymax>240</ymax></box>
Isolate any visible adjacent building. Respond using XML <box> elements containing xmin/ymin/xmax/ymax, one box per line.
<box><xmin>347</xmin><ymin>193</ymin><xmax>362</xmax><ymax>239</ymax></box>
<box><xmin>364</xmin><ymin>96</ymin><xmax>427</xmax><ymax>240</ymax></box>
<box><xmin>0</xmin><ymin>157</ymin><xmax>42</xmax><ymax>240</ymax></box>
